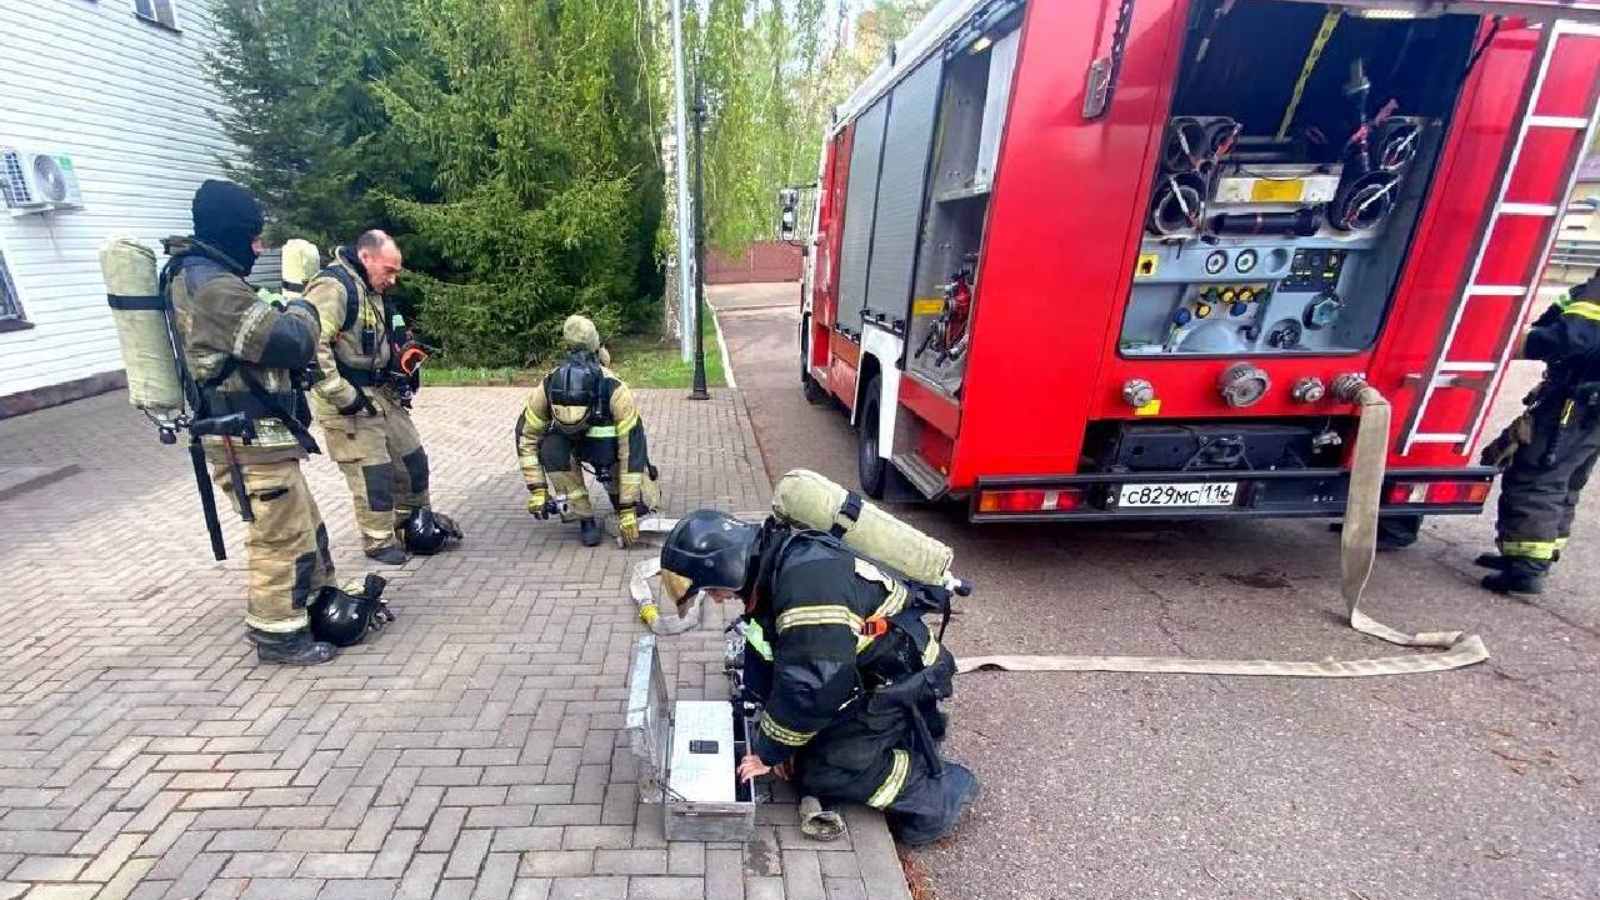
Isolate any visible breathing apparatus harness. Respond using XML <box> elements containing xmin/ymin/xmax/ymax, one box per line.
<box><xmin>739</xmin><ymin>518</ymin><xmax>957</xmax><ymax>777</ymax></box>
<box><xmin>155</xmin><ymin>247</ymin><xmax>321</xmax><ymax>562</ymax></box>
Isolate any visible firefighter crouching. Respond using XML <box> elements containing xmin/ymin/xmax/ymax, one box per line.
<box><xmin>303</xmin><ymin>230</ymin><xmax>462</xmax><ymax>564</ymax></box>
<box><xmin>164</xmin><ymin>181</ymin><xmax>354</xmax><ymax>665</ymax></box>
<box><xmin>1479</xmin><ymin>272</ymin><xmax>1600</xmax><ymax>595</ymax></box>
<box><xmin>658</xmin><ymin>510</ymin><xmax>980</xmax><ymax>846</ymax></box>
<box><xmin>517</xmin><ymin>315</ymin><xmax>660</xmax><ymax>547</ymax></box>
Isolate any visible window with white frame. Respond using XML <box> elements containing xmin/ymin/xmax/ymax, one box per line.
<box><xmin>133</xmin><ymin>0</ymin><xmax>179</xmax><ymax>31</ymax></box>
<box><xmin>0</xmin><ymin>250</ymin><xmax>26</xmax><ymax>324</ymax></box>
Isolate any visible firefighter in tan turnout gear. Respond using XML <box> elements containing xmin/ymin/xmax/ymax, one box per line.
<box><xmin>164</xmin><ymin>181</ymin><xmax>345</xmax><ymax>665</ymax></box>
<box><xmin>517</xmin><ymin>315</ymin><xmax>659</xmax><ymax>547</ymax></box>
<box><xmin>303</xmin><ymin>231</ymin><xmax>462</xmax><ymax>564</ymax></box>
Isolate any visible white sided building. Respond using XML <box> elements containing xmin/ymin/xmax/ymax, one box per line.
<box><xmin>0</xmin><ymin>0</ymin><xmax>279</xmax><ymax>417</ymax></box>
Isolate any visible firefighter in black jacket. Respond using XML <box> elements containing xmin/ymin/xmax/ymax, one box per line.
<box><xmin>659</xmin><ymin>510</ymin><xmax>979</xmax><ymax>845</ymax></box>
<box><xmin>1479</xmin><ymin>272</ymin><xmax>1600</xmax><ymax>595</ymax></box>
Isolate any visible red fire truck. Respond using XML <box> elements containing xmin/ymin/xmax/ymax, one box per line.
<box><xmin>796</xmin><ymin>0</ymin><xmax>1600</xmax><ymax>522</ymax></box>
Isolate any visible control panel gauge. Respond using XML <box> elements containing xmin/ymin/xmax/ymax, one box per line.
<box><xmin>1234</xmin><ymin>249</ymin><xmax>1258</xmax><ymax>274</ymax></box>
<box><xmin>1205</xmin><ymin>250</ymin><xmax>1228</xmax><ymax>275</ymax></box>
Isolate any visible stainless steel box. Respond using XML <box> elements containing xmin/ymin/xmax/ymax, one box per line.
<box><xmin>624</xmin><ymin>635</ymin><xmax>758</xmax><ymax>842</ymax></box>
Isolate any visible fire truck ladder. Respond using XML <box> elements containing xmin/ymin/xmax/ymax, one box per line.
<box><xmin>1401</xmin><ymin>21</ymin><xmax>1600</xmax><ymax>457</ymax></box>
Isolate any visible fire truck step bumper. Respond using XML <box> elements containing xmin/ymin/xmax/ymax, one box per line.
<box><xmin>970</xmin><ymin>467</ymin><xmax>1496</xmax><ymax>523</ymax></box>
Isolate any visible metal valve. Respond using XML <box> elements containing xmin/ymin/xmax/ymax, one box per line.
<box><xmin>1291</xmin><ymin>376</ymin><xmax>1326</xmax><ymax>403</ymax></box>
<box><xmin>1331</xmin><ymin>373</ymin><xmax>1367</xmax><ymax>403</ymax></box>
<box><xmin>1122</xmin><ymin>378</ymin><xmax>1156</xmax><ymax>409</ymax></box>
<box><xmin>1218</xmin><ymin>363</ymin><xmax>1271</xmax><ymax>408</ymax></box>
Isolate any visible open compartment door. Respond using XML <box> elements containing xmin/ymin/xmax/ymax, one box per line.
<box><xmin>1273</xmin><ymin>1</ymin><xmax>1600</xmax><ymax>25</ymax></box>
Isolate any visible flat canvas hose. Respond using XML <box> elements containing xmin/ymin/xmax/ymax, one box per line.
<box><xmin>959</xmin><ymin>385</ymin><xmax>1491</xmax><ymax>678</ymax></box>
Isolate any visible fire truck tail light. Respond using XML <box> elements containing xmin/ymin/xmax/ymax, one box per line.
<box><xmin>1385</xmin><ymin>480</ymin><xmax>1491</xmax><ymax>506</ymax></box>
<box><xmin>977</xmin><ymin>488</ymin><xmax>1085</xmax><ymax>513</ymax></box>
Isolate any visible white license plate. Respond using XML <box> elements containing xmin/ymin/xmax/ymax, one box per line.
<box><xmin>1117</xmin><ymin>482</ymin><xmax>1238</xmax><ymax>508</ymax></box>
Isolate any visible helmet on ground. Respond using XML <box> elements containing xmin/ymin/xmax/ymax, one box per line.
<box><xmin>402</xmin><ymin>508</ymin><xmax>462</xmax><ymax>555</ymax></box>
<box><xmin>659</xmin><ymin>510</ymin><xmax>761</xmax><ymax>611</ymax></box>
<box><xmin>308</xmin><ymin>574</ymin><xmax>395</xmax><ymax>647</ymax></box>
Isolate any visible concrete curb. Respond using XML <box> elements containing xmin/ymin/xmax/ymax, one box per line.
<box><xmin>711</xmin><ymin>305</ymin><xmax>738</xmax><ymax>390</ymax></box>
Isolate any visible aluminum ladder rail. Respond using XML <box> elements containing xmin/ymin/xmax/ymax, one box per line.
<box><xmin>1401</xmin><ymin>21</ymin><xmax>1600</xmax><ymax>457</ymax></box>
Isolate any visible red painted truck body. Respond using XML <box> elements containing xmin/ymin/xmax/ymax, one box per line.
<box><xmin>800</xmin><ymin>0</ymin><xmax>1600</xmax><ymax>521</ymax></box>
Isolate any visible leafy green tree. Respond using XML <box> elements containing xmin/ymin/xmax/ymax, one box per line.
<box><xmin>691</xmin><ymin>0</ymin><xmax>933</xmax><ymax>251</ymax></box>
<box><xmin>208</xmin><ymin>0</ymin><xmax>666</xmax><ymax>367</ymax></box>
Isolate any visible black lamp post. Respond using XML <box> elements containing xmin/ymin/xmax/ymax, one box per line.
<box><xmin>688</xmin><ymin>76</ymin><xmax>711</xmax><ymax>401</ymax></box>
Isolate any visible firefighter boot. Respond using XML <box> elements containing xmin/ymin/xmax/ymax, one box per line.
<box><xmin>1475</xmin><ymin>550</ymin><xmax>1561</xmax><ymax>571</ymax></box>
<box><xmin>366</xmin><ymin>544</ymin><xmax>410</xmax><ymax>566</ymax></box>
<box><xmin>1480</xmin><ymin>561</ymin><xmax>1545</xmax><ymax>597</ymax></box>
<box><xmin>247</xmin><ymin>628</ymin><xmax>339</xmax><ymax>666</ymax></box>
<box><xmin>579</xmin><ymin>517</ymin><xmax>602</xmax><ymax>548</ymax></box>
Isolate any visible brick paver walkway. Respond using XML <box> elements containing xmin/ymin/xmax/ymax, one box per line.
<box><xmin>0</xmin><ymin>388</ymin><xmax>909</xmax><ymax>900</ymax></box>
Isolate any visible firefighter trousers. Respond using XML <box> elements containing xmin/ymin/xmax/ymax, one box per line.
<box><xmin>1496</xmin><ymin>393</ymin><xmax>1600</xmax><ymax>575</ymax></box>
<box><xmin>792</xmin><ymin>693</ymin><xmax>977</xmax><ymax>846</ymax></box>
<box><xmin>212</xmin><ymin>460</ymin><xmax>334</xmax><ymax>634</ymax></box>
<box><xmin>537</xmin><ymin>431</ymin><xmax>660</xmax><ymax>521</ymax></box>
<box><xmin>323</xmin><ymin>391</ymin><xmax>432</xmax><ymax>552</ymax></box>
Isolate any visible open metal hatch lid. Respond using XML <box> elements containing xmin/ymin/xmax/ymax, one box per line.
<box><xmin>1275</xmin><ymin>1</ymin><xmax>1600</xmax><ymax>24</ymax></box>
<box><xmin>624</xmin><ymin>635</ymin><xmax>672</xmax><ymax>795</ymax></box>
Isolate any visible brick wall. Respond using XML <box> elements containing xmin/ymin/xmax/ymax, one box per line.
<box><xmin>705</xmin><ymin>242</ymin><xmax>802</xmax><ymax>285</ymax></box>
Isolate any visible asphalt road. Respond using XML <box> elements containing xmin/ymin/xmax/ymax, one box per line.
<box><xmin>709</xmin><ymin>282</ymin><xmax>1600</xmax><ymax>900</ymax></box>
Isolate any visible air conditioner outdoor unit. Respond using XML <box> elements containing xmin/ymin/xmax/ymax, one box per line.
<box><xmin>1</xmin><ymin>148</ymin><xmax>85</xmax><ymax>214</ymax></box>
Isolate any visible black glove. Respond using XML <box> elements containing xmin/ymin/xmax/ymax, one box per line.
<box><xmin>337</xmin><ymin>390</ymin><xmax>377</xmax><ymax>417</ymax></box>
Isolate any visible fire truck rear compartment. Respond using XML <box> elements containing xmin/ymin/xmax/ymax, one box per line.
<box><xmin>1084</xmin><ymin>419</ymin><xmax>1348</xmax><ymax>473</ymax></box>
<box><xmin>1120</xmin><ymin>4</ymin><xmax>1480</xmax><ymax>360</ymax></box>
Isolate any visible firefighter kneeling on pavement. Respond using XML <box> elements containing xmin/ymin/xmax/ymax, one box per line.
<box><xmin>1479</xmin><ymin>271</ymin><xmax>1600</xmax><ymax>595</ymax></box>
<box><xmin>516</xmin><ymin>315</ymin><xmax>660</xmax><ymax>547</ymax></box>
<box><xmin>658</xmin><ymin>510</ymin><xmax>980</xmax><ymax>845</ymax></box>
<box><xmin>302</xmin><ymin>230</ymin><xmax>462</xmax><ymax>564</ymax></box>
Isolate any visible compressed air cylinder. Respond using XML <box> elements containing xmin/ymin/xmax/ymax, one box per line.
<box><xmin>772</xmin><ymin>468</ymin><xmax>954</xmax><ymax>585</ymax></box>
<box><xmin>99</xmin><ymin>238</ymin><xmax>183</xmax><ymax>415</ymax></box>
<box><xmin>280</xmin><ymin>239</ymin><xmax>321</xmax><ymax>300</ymax></box>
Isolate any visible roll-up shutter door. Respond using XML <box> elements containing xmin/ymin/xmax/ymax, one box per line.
<box><xmin>836</xmin><ymin>99</ymin><xmax>889</xmax><ymax>336</ymax></box>
<box><xmin>863</xmin><ymin>56</ymin><xmax>943</xmax><ymax>328</ymax></box>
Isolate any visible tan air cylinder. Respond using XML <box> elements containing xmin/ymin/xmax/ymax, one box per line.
<box><xmin>280</xmin><ymin>239</ymin><xmax>321</xmax><ymax>300</ymax></box>
<box><xmin>99</xmin><ymin>238</ymin><xmax>183</xmax><ymax>416</ymax></box>
<box><xmin>772</xmin><ymin>468</ymin><xmax>953</xmax><ymax>585</ymax></box>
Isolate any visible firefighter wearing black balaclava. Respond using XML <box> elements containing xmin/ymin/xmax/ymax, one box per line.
<box><xmin>164</xmin><ymin>180</ymin><xmax>351</xmax><ymax>665</ymax></box>
<box><xmin>302</xmin><ymin>230</ymin><xmax>462</xmax><ymax>564</ymax></box>
<box><xmin>1479</xmin><ymin>272</ymin><xmax>1600</xmax><ymax>595</ymax></box>
<box><xmin>658</xmin><ymin>510</ymin><xmax>980</xmax><ymax>845</ymax></box>
<box><xmin>516</xmin><ymin>315</ymin><xmax>659</xmax><ymax>547</ymax></box>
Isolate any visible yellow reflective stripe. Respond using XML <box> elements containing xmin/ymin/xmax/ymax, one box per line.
<box><xmin>922</xmin><ymin>635</ymin><xmax>942</xmax><ymax>668</ymax></box>
<box><xmin>872</xmin><ymin>583</ymin><xmax>907</xmax><ymax>620</ymax></box>
<box><xmin>746</xmin><ymin>621</ymin><xmax>773</xmax><ymax>660</ymax></box>
<box><xmin>1499</xmin><ymin>539</ymin><xmax>1558</xmax><ymax>560</ymax></box>
<box><xmin>518</xmin><ymin>455</ymin><xmax>542</xmax><ymax>468</ymax></box>
<box><xmin>866</xmin><ymin>749</ymin><xmax>910</xmax><ymax>809</ymax></box>
<box><xmin>1555</xmin><ymin>537</ymin><xmax>1571</xmax><ymax>550</ymax></box>
<box><xmin>586</xmin><ymin>425</ymin><xmax>618</xmax><ymax>438</ymax></box>
<box><xmin>523</xmin><ymin>408</ymin><xmax>547</xmax><ymax>428</ymax></box>
<box><xmin>759</xmin><ymin>713</ymin><xmax>816</xmax><ymax>747</ymax></box>
<box><xmin>855</xmin><ymin>633</ymin><xmax>875</xmax><ymax>654</ymax></box>
<box><xmin>620</xmin><ymin>473</ymin><xmax>643</xmax><ymax>484</ymax></box>
<box><xmin>1562</xmin><ymin>301</ymin><xmax>1600</xmax><ymax>322</ymax></box>
<box><xmin>775</xmin><ymin>605</ymin><xmax>863</xmax><ymax>633</ymax></box>
<box><xmin>563</xmin><ymin>488</ymin><xmax>590</xmax><ymax>500</ymax></box>
<box><xmin>616</xmin><ymin>410</ymin><xmax>640</xmax><ymax>433</ymax></box>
